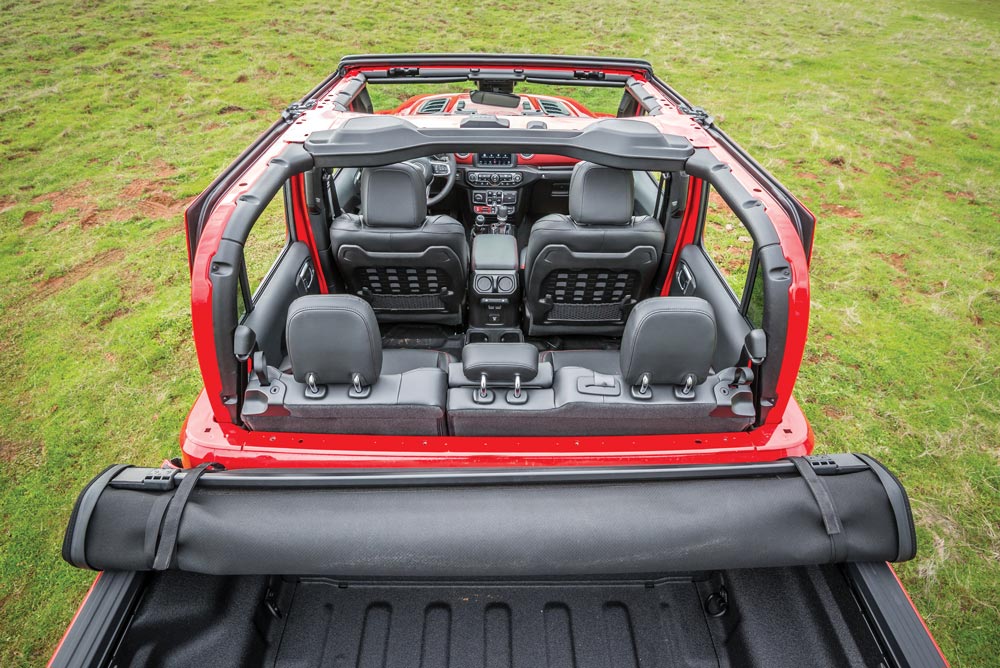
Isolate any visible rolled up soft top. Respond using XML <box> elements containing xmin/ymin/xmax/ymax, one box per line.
<box><xmin>63</xmin><ymin>454</ymin><xmax>915</xmax><ymax>576</ymax></box>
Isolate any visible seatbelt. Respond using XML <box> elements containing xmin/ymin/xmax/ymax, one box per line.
<box><xmin>322</xmin><ymin>169</ymin><xmax>342</xmax><ymax>218</ymax></box>
<box><xmin>653</xmin><ymin>172</ymin><xmax>667</xmax><ymax>221</ymax></box>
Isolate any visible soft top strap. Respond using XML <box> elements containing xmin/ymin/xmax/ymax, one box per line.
<box><xmin>152</xmin><ymin>463</ymin><xmax>219</xmax><ymax>571</ymax></box>
<box><xmin>791</xmin><ymin>457</ymin><xmax>847</xmax><ymax>562</ymax></box>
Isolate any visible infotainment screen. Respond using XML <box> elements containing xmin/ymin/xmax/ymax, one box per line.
<box><xmin>476</xmin><ymin>153</ymin><xmax>514</xmax><ymax>166</ymax></box>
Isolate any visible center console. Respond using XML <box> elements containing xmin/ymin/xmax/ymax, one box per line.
<box><xmin>467</xmin><ymin>234</ymin><xmax>523</xmax><ymax>343</ymax></box>
<box><xmin>465</xmin><ymin>154</ymin><xmax>522</xmax><ymax>235</ymax></box>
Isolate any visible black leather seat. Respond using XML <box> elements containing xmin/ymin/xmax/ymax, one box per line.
<box><xmin>241</xmin><ymin>295</ymin><xmax>448</xmax><ymax>435</ymax></box>
<box><xmin>521</xmin><ymin>162</ymin><xmax>665</xmax><ymax>336</ymax></box>
<box><xmin>539</xmin><ymin>349</ymin><xmax>621</xmax><ymax>375</ymax></box>
<box><xmin>330</xmin><ymin>163</ymin><xmax>469</xmax><ymax>325</ymax></box>
<box><xmin>446</xmin><ymin>297</ymin><xmax>755</xmax><ymax>436</ymax></box>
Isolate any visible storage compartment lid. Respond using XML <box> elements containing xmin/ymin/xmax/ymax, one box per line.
<box><xmin>472</xmin><ymin>234</ymin><xmax>519</xmax><ymax>271</ymax></box>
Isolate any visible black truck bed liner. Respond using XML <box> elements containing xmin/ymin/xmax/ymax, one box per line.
<box><xmin>278</xmin><ymin>578</ymin><xmax>722</xmax><ymax>668</ymax></box>
<box><xmin>112</xmin><ymin>567</ymin><xmax>884</xmax><ymax>668</ymax></box>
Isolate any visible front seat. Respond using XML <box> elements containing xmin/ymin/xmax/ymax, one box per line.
<box><xmin>330</xmin><ymin>162</ymin><xmax>469</xmax><ymax>325</ymax></box>
<box><xmin>522</xmin><ymin>162</ymin><xmax>665</xmax><ymax>336</ymax></box>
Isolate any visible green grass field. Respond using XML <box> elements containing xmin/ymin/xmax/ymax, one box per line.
<box><xmin>1</xmin><ymin>0</ymin><xmax>998</xmax><ymax>664</ymax></box>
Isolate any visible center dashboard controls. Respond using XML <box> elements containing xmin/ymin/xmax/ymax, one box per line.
<box><xmin>467</xmin><ymin>171</ymin><xmax>523</xmax><ymax>187</ymax></box>
<box><xmin>472</xmin><ymin>188</ymin><xmax>517</xmax><ymax>218</ymax></box>
<box><xmin>472</xmin><ymin>190</ymin><xmax>517</xmax><ymax>205</ymax></box>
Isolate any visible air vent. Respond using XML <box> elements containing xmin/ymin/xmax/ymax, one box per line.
<box><xmin>539</xmin><ymin>99</ymin><xmax>570</xmax><ymax>116</ymax></box>
<box><xmin>417</xmin><ymin>98</ymin><xmax>448</xmax><ymax>114</ymax></box>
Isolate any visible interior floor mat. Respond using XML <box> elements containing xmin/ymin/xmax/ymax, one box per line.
<box><xmin>525</xmin><ymin>334</ymin><xmax>623</xmax><ymax>353</ymax></box>
<box><xmin>381</xmin><ymin>324</ymin><xmax>465</xmax><ymax>358</ymax></box>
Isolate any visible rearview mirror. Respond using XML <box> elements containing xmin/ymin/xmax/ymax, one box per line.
<box><xmin>469</xmin><ymin>90</ymin><xmax>521</xmax><ymax>109</ymax></box>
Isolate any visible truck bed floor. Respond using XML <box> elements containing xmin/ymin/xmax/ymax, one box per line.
<box><xmin>112</xmin><ymin>569</ymin><xmax>884</xmax><ymax>668</ymax></box>
<box><xmin>272</xmin><ymin>578</ymin><xmax>722</xmax><ymax>668</ymax></box>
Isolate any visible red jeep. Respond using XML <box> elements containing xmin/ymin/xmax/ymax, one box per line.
<box><xmin>177</xmin><ymin>54</ymin><xmax>814</xmax><ymax>469</ymax></box>
<box><xmin>52</xmin><ymin>55</ymin><xmax>946</xmax><ymax>668</ymax></box>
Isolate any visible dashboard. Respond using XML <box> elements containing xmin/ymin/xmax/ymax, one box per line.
<box><xmin>454</xmin><ymin>155</ymin><xmax>575</xmax><ymax>226</ymax></box>
<box><xmin>455</xmin><ymin>152</ymin><xmax>578</xmax><ymax>169</ymax></box>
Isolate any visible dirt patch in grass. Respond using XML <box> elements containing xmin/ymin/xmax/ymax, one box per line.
<box><xmin>0</xmin><ymin>435</ymin><xmax>45</xmax><ymax>468</ymax></box>
<box><xmin>33</xmin><ymin>248</ymin><xmax>126</xmax><ymax>300</ymax></box>
<box><xmin>877</xmin><ymin>155</ymin><xmax>943</xmax><ymax>189</ymax></box>
<box><xmin>0</xmin><ymin>195</ymin><xmax>16</xmax><ymax>213</ymax></box>
<box><xmin>822</xmin><ymin>406</ymin><xmax>845</xmax><ymax>418</ymax></box>
<box><xmin>29</xmin><ymin>169</ymin><xmax>187</xmax><ymax>229</ymax></box>
<box><xmin>818</xmin><ymin>157</ymin><xmax>866</xmax><ymax>174</ymax></box>
<box><xmin>21</xmin><ymin>211</ymin><xmax>42</xmax><ymax>227</ymax></box>
<box><xmin>30</xmin><ymin>181</ymin><xmax>94</xmax><ymax>214</ymax></box>
<box><xmin>878</xmin><ymin>252</ymin><xmax>909</xmax><ymax>273</ymax></box>
<box><xmin>96</xmin><ymin>306</ymin><xmax>131</xmax><ymax>328</ymax></box>
<box><xmin>121</xmin><ymin>179</ymin><xmax>189</xmax><ymax>220</ymax></box>
<box><xmin>820</xmin><ymin>203</ymin><xmax>863</xmax><ymax>218</ymax></box>
<box><xmin>944</xmin><ymin>190</ymin><xmax>977</xmax><ymax>204</ymax></box>
<box><xmin>151</xmin><ymin>158</ymin><xmax>178</xmax><ymax>178</ymax></box>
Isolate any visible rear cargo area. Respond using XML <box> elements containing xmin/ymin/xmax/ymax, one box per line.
<box><xmin>57</xmin><ymin>456</ymin><xmax>925</xmax><ymax>667</ymax></box>
<box><xmin>113</xmin><ymin>566</ymin><xmax>885</xmax><ymax>668</ymax></box>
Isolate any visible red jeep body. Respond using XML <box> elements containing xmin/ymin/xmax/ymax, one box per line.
<box><xmin>180</xmin><ymin>54</ymin><xmax>815</xmax><ymax>470</ymax></box>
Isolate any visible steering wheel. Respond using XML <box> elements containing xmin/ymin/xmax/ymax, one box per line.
<box><xmin>408</xmin><ymin>154</ymin><xmax>457</xmax><ymax>207</ymax></box>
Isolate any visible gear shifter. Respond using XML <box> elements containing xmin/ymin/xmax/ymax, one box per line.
<box><xmin>494</xmin><ymin>205</ymin><xmax>509</xmax><ymax>235</ymax></box>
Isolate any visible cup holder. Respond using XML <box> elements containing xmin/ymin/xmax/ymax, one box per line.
<box><xmin>466</xmin><ymin>328</ymin><xmax>524</xmax><ymax>344</ymax></box>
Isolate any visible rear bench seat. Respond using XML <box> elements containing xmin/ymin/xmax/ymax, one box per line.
<box><xmin>243</xmin><ymin>295</ymin><xmax>753</xmax><ymax>437</ymax></box>
<box><xmin>447</xmin><ymin>297</ymin><xmax>755</xmax><ymax>436</ymax></box>
<box><xmin>242</xmin><ymin>295</ymin><xmax>448</xmax><ymax>435</ymax></box>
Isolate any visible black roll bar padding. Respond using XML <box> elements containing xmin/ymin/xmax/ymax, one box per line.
<box><xmin>302</xmin><ymin>117</ymin><xmax>694</xmax><ymax>170</ymax></box>
<box><xmin>684</xmin><ymin>148</ymin><xmax>781</xmax><ymax>250</ymax></box>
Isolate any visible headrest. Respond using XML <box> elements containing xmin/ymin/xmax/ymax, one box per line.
<box><xmin>361</xmin><ymin>162</ymin><xmax>427</xmax><ymax>228</ymax></box>
<box><xmin>462</xmin><ymin>343</ymin><xmax>539</xmax><ymax>384</ymax></box>
<box><xmin>568</xmin><ymin>162</ymin><xmax>635</xmax><ymax>226</ymax></box>
<box><xmin>285</xmin><ymin>295</ymin><xmax>382</xmax><ymax>386</ymax></box>
<box><xmin>619</xmin><ymin>297</ymin><xmax>717</xmax><ymax>387</ymax></box>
